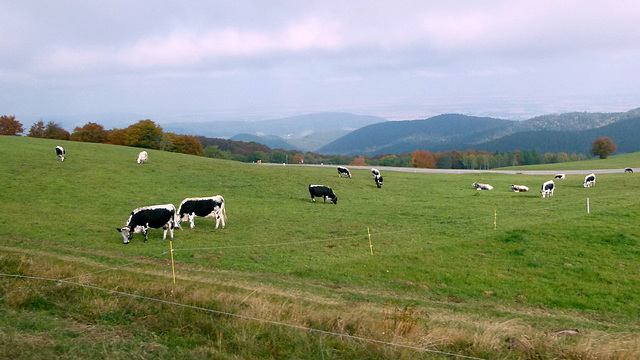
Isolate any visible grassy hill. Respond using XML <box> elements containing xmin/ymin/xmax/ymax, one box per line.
<box><xmin>1</xmin><ymin>136</ymin><xmax>639</xmax><ymax>359</ymax></box>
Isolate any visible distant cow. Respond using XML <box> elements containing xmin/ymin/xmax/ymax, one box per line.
<box><xmin>116</xmin><ymin>204</ymin><xmax>176</xmax><ymax>244</ymax></box>
<box><xmin>177</xmin><ymin>195</ymin><xmax>226</xmax><ymax>229</ymax></box>
<box><xmin>371</xmin><ymin>168</ymin><xmax>380</xmax><ymax>177</ymax></box>
<box><xmin>337</xmin><ymin>166</ymin><xmax>351</xmax><ymax>178</ymax></box>
<box><xmin>374</xmin><ymin>174</ymin><xmax>383</xmax><ymax>188</ymax></box>
<box><xmin>55</xmin><ymin>146</ymin><xmax>65</xmax><ymax>161</ymax></box>
<box><xmin>554</xmin><ymin>174</ymin><xmax>565</xmax><ymax>180</ymax></box>
<box><xmin>309</xmin><ymin>185</ymin><xmax>338</xmax><ymax>204</ymax></box>
<box><xmin>472</xmin><ymin>182</ymin><xmax>493</xmax><ymax>191</ymax></box>
<box><xmin>510</xmin><ymin>184</ymin><xmax>529</xmax><ymax>192</ymax></box>
<box><xmin>137</xmin><ymin>151</ymin><xmax>148</xmax><ymax>164</ymax></box>
<box><xmin>541</xmin><ymin>180</ymin><xmax>555</xmax><ymax>198</ymax></box>
<box><xmin>583</xmin><ymin>173</ymin><xmax>596</xmax><ymax>188</ymax></box>
<box><xmin>624</xmin><ymin>167</ymin><xmax>633</xmax><ymax>173</ymax></box>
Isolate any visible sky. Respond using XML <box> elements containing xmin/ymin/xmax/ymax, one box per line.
<box><xmin>3</xmin><ymin>1</ymin><xmax>640</xmax><ymax>128</ymax></box>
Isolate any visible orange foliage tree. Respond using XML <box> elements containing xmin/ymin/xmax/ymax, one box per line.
<box><xmin>411</xmin><ymin>150</ymin><xmax>436</xmax><ymax>168</ymax></box>
<box><xmin>71</xmin><ymin>122</ymin><xmax>109</xmax><ymax>143</ymax></box>
<box><xmin>0</xmin><ymin>115</ymin><xmax>23</xmax><ymax>135</ymax></box>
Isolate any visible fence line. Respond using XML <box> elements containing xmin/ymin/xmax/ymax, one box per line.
<box><xmin>0</xmin><ymin>272</ymin><xmax>485</xmax><ymax>359</ymax></box>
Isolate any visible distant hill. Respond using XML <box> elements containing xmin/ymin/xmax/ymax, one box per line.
<box><xmin>318</xmin><ymin>108</ymin><xmax>640</xmax><ymax>156</ymax></box>
<box><xmin>317</xmin><ymin>114</ymin><xmax>512</xmax><ymax>155</ymax></box>
<box><xmin>163</xmin><ymin>112</ymin><xmax>386</xmax><ymax>151</ymax></box>
<box><xmin>470</xmin><ymin>115</ymin><xmax>640</xmax><ymax>154</ymax></box>
<box><xmin>230</xmin><ymin>134</ymin><xmax>298</xmax><ymax>151</ymax></box>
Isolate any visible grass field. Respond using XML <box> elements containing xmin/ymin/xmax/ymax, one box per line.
<box><xmin>1</xmin><ymin>136</ymin><xmax>639</xmax><ymax>359</ymax></box>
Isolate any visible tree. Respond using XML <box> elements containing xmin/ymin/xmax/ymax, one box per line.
<box><xmin>170</xmin><ymin>134</ymin><xmax>204</xmax><ymax>156</ymax></box>
<box><xmin>411</xmin><ymin>150</ymin><xmax>436</xmax><ymax>168</ymax></box>
<box><xmin>123</xmin><ymin>120</ymin><xmax>163</xmax><ymax>149</ymax></box>
<box><xmin>350</xmin><ymin>156</ymin><xmax>366</xmax><ymax>166</ymax></box>
<box><xmin>0</xmin><ymin>115</ymin><xmax>24</xmax><ymax>135</ymax></box>
<box><xmin>591</xmin><ymin>137</ymin><xmax>617</xmax><ymax>159</ymax></box>
<box><xmin>28</xmin><ymin>121</ymin><xmax>46</xmax><ymax>138</ymax></box>
<box><xmin>71</xmin><ymin>122</ymin><xmax>108</xmax><ymax>143</ymax></box>
<box><xmin>43</xmin><ymin>122</ymin><xmax>71</xmax><ymax>140</ymax></box>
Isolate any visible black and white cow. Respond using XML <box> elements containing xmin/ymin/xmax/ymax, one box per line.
<box><xmin>176</xmin><ymin>195</ymin><xmax>226</xmax><ymax>229</ymax></box>
<box><xmin>371</xmin><ymin>168</ymin><xmax>380</xmax><ymax>177</ymax></box>
<box><xmin>472</xmin><ymin>182</ymin><xmax>493</xmax><ymax>191</ymax></box>
<box><xmin>583</xmin><ymin>173</ymin><xmax>596</xmax><ymax>188</ymax></box>
<box><xmin>624</xmin><ymin>167</ymin><xmax>633</xmax><ymax>173</ymax></box>
<box><xmin>541</xmin><ymin>180</ymin><xmax>554</xmax><ymax>198</ymax></box>
<box><xmin>510</xmin><ymin>184</ymin><xmax>529</xmax><ymax>192</ymax></box>
<box><xmin>308</xmin><ymin>185</ymin><xmax>338</xmax><ymax>204</ymax></box>
<box><xmin>337</xmin><ymin>166</ymin><xmax>351</xmax><ymax>178</ymax></box>
<box><xmin>137</xmin><ymin>150</ymin><xmax>148</xmax><ymax>164</ymax></box>
<box><xmin>55</xmin><ymin>146</ymin><xmax>65</xmax><ymax>161</ymax></box>
<box><xmin>374</xmin><ymin>174</ymin><xmax>383</xmax><ymax>188</ymax></box>
<box><xmin>116</xmin><ymin>204</ymin><xmax>176</xmax><ymax>244</ymax></box>
<box><xmin>554</xmin><ymin>174</ymin><xmax>565</xmax><ymax>180</ymax></box>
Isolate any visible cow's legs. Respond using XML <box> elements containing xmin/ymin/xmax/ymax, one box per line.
<box><xmin>189</xmin><ymin>213</ymin><xmax>196</xmax><ymax>229</ymax></box>
<box><xmin>323</xmin><ymin>196</ymin><xmax>327</xmax><ymax>203</ymax></box>
<box><xmin>143</xmin><ymin>228</ymin><xmax>149</xmax><ymax>243</ymax></box>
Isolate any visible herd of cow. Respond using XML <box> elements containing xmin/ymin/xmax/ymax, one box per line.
<box><xmin>54</xmin><ymin>145</ymin><xmax>634</xmax><ymax>243</ymax></box>
<box><xmin>55</xmin><ymin>146</ymin><xmax>226</xmax><ymax>244</ymax></box>
<box><xmin>472</xmin><ymin>172</ymin><xmax>606</xmax><ymax>198</ymax></box>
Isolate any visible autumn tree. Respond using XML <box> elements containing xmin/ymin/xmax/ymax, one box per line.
<box><xmin>28</xmin><ymin>121</ymin><xmax>46</xmax><ymax>138</ymax></box>
<box><xmin>411</xmin><ymin>150</ymin><xmax>436</xmax><ymax>168</ymax></box>
<box><xmin>591</xmin><ymin>137</ymin><xmax>617</xmax><ymax>159</ymax></box>
<box><xmin>43</xmin><ymin>122</ymin><xmax>71</xmax><ymax>140</ymax></box>
<box><xmin>350</xmin><ymin>156</ymin><xmax>366</xmax><ymax>166</ymax></box>
<box><xmin>169</xmin><ymin>133</ymin><xmax>204</xmax><ymax>156</ymax></box>
<box><xmin>71</xmin><ymin>122</ymin><xmax>109</xmax><ymax>143</ymax></box>
<box><xmin>123</xmin><ymin>119</ymin><xmax>163</xmax><ymax>149</ymax></box>
<box><xmin>0</xmin><ymin>115</ymin><xmax>24</xmax><ymax>135</ymax></box>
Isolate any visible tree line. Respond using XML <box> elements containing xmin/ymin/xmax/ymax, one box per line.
<box><xmin>1</xmin><ymin>115</ymin><xmax>616</xmax><ymax>168</ymax></box>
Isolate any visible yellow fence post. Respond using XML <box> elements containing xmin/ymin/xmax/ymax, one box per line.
<box><xmin>170</xmin><ymin>240</ymin><xmax>176</xmax><ymax>284</ymax></box>
<box><xmin>368</xmin><ymin>227</ymin><xmax>373</xmax><ymax>255</ymax></box>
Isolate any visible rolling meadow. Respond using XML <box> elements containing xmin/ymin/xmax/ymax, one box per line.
<box><xmin>1</xmin><ymin>136</ymin><xmax>639</xmax><ymax>359</ymax></box>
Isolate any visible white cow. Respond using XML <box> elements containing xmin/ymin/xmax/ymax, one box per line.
<box><xmin>472</xmin><ymin>182</ymin><xmax>493</xmax><ymax>191</ymax></box>
<box><xmin>583</xmin><ymin>173</ymin><xmax>596</xmax><ymax>188</ymax></box>
<box><xmin>137</xmin><ymin>151</ymin><xmax>148</xmax><ymax>164</ymax></box>
<box><xmin>541</xmin><ymin>180</ymin><xmax>555</xmax><ymax>198</ymax></box>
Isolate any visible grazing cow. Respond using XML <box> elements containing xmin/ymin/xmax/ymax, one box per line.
<box><xmin>554</xmin><ymin>174</ymin><xmax>565</xmax><ymax>180</ymax></box>
<box><xmin>541</xmin><ymin>180</ymin><xmax>555</xmax><ymax>198</ymax></box>
<box><xmin>116</xmin><ymin>204</ymin><xmax>176</xmax><ymax>244</ymax></box>
<box><xmin>374</xmin><ymin>174</ymin><xmax>383</xmax><ymax>188</ymax></box>
<box><xmin>624</xmin><ymin>167</ymin><xmax>633</xmax><ymax>173</ymax></box>
<box><xmin>137</xmin><ymin>151</ymin><xmax>148</xmax><ymax>164</ymax></box>
<box><xmin>472</xmin><ymin>182</ymin><xmax>493</xmax><ymax>191</ymax></box>
<box><xmin>177</xmin><ymin>195</ymin><xmax>226</xmax><ymax>229</ymax></box>
<box><xmin>583</xmin><ymin>173</ymin><xmax>596</xmax><ymax>188</ymax></box>
<box><xmin>371</xmin><ymin>168</ymin><xmax>380</xmax><ymax>177</ymax></box>
<box><xmin>55</xmin><ymin>146</ymin><xmax>65</xmax><ymax>161</ymax></box>
<box><xmin>510</xmin><ymin>184</ymin><xmax>529</xmax><ymax>192</ymax></box>
<box><xmin>337</xmin><ymin>166</ymin><xmax>351</xmax><ymax>178</ymax></box>
<box><xmin>308</xmin><ymin>185</ymin><xmax>338</xmax><ymax>204</ymax></box>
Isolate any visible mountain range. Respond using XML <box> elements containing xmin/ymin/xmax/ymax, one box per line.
<box><xmin>317</xmin><ymin>108</ymin><xmax>640</xmax><ymax>156</ymax></box>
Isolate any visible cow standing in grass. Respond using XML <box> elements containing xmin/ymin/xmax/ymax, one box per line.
<box><xmin>583</xmin><ymin>173</ymin><xmax>596</xmax><ymax>188</ymax></box>
<box><xmin>337</xmin><ymin>166</ymin><xmax>351</xmax><ymax>178</ymax></box>
<box><xmin>177</xmin><ymin>195</ymin><xmax>226</xmax><ymax>229</ymax></box>
<box><xmin>625</xmin><ymin>167</ymin><xmax>633</xmax><ymax>173</ymax></box>
<box><xmin>117</xmin><ymin>204</ymin><xmax>176</xmax><ymax>244</ymax></box>
<box><xmin>309</xmin><ymin>185</ymin><xmax>338</xmax><ymax>204</ymax></box>
<box><xmin>137</xmin><ymin>151</ymin><xmax>148</xmax><ymax>164</ymax></box>
<box><xmin>541</xmin><ymin>180</ymin><xmax>555</xmax><ymax>198</ymax></box>
<box><xmin>374</xmin><ymin>174</ymin><xmax>383</xmax><ymax>188</ymax></box>
<box><xmin>55</xmin><ymin>146</ymin><xmax>65</xmax><ymax>161</ymax></box>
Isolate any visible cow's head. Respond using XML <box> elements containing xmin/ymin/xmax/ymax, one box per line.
<box><xmin>330</xmin><ymin>196</ymin><xmax>338</xmax><ymax>204</ymax></box>
<box><xmin>116</xmin><ymin>226</ymin><xmax>133</xmax><ymax>244</ymax></box>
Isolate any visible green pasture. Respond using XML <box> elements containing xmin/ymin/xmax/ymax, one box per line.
<box><xmin>1</xmin><ymin>136</ymin><xmax>639</xmax><ymax>359</ymax></box>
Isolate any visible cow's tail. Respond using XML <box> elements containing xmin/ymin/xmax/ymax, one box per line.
<box><xmin>220</xmin><ymin>197</ymin><xmax>227</xmax><ymax>221</ymax></box>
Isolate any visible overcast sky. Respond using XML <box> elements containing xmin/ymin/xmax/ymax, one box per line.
<box><xmin>3</xmin><ymin>1</ymin><xmax>640</xmax><ymax>126</ymax></box>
